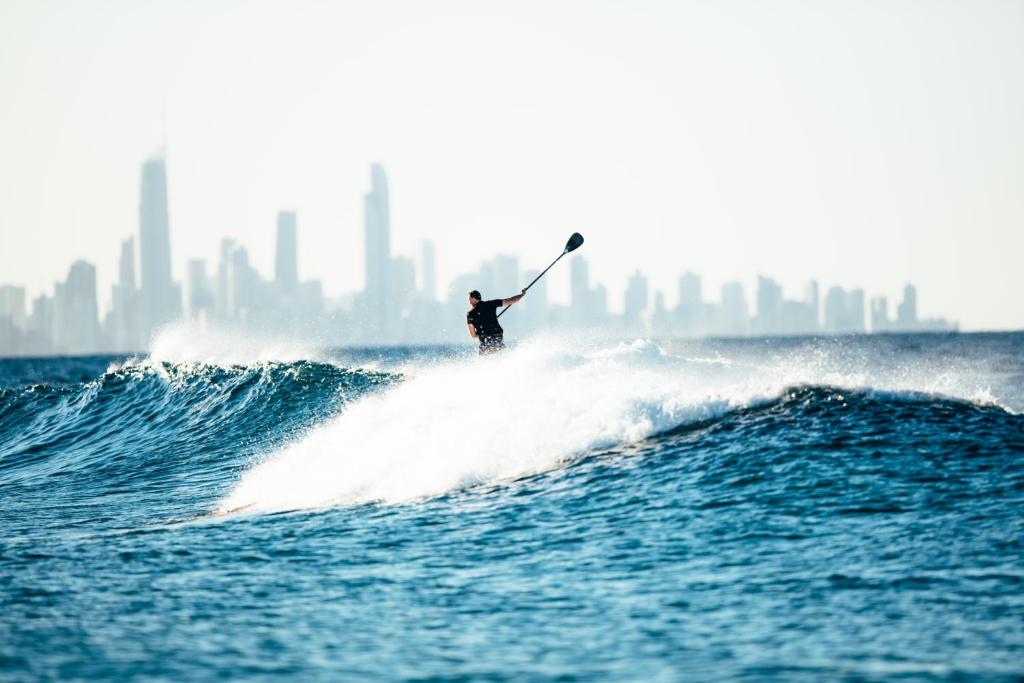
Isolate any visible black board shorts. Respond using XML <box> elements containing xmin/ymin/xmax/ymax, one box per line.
<box><xmin>478</xmin><ymin>334</ymin><xmax>505</xmax><ymax>356</ymax></box>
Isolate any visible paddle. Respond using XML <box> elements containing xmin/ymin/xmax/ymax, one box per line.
<box><xmin>497</xmin><ymin>232</ymin><xmax>584</xmax><ymax>319</ymax></box>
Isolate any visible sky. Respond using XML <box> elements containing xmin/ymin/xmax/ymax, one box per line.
<box><xmin>0</xmin><ymin>0</ymin><xmax>1022</xmax><ymax>329</ymax></box>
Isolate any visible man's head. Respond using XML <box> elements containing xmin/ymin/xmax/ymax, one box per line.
<box><xmin>468</xmin><ymin>290</ymin><xmax>482</xmax><ymax>306</ymax></box>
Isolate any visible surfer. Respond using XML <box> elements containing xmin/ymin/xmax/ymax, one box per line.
<box><xmin>467</xmin><ymin>289</ymin><xmax>524</xmax><ymax>355</ymax></box>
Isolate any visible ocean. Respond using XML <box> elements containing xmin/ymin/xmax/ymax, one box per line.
<box><xmin>1</xmin><ymin>330</ymin><xmax>1022</xmax><ymax>681</ymax></box>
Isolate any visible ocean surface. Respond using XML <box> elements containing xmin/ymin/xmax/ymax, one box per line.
<box><xmin>1</xmin><ymin>329</ymin><xmax>1022</xmax><ymax>681</ymax></box>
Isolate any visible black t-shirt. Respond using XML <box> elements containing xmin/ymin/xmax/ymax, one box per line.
<box><xmin>467</xmin><ymin>300</ymin><xmax>503</xmax><ymax>338</ymax></box>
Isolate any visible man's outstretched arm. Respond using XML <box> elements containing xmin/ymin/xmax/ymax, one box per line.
<box><xmin>501</xmin><ymin>290</ymin><xmax>526</xmax><ymax>307</ymax></box>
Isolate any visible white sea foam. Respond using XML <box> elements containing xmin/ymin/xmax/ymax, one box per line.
<box><xmin>147</xmin><ymin>322</ymin><xmax>323</xmax><ymax>365</ymax></box>
<box><xmin>214</xmin><ymin>334</ymin><xmax>1019</xmax><ymax>513</ymax></box>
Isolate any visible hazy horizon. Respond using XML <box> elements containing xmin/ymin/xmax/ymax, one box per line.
<box><xmin>1</xmin><ymin>0</ymin><xmax>1022</xmax><ymax>330</ymax></box>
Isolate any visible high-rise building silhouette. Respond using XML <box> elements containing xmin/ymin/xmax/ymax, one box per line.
<box><xmin>391</xmin><ymin>256</ymin><xmax>416</xmax><ymax>307</ymax></box>
<box><xmin>364</xmin><ymin>163</ymin><xmax>391</xmax><ymax>337</ymax></box>
<box><xmin>571</xmin><ymin>257</ymin><xmax>592</xmax><ymax>324</ymax></box>
<box><xmin>847</xmin><ymin>289</ymin><xmax>865</xmax><ymax>333</ymax></box>
<box><xmin>806</xmin><ymin>280</ymin><xmax>820</xmax><ymax>329</ymax></box>
<box><xmin>28</xmin><ymin>294</ymin><xmax>55</xmax><ymax>353</ymax></box>
<box><xmin>138</xmin><ymin>152</ymin><xmax>181</xmax><ymax>339</ymax></box>
<box><xmin>215</xmin><ymin>238</ymin><xmax>235</xmax><ymax>319</ymax></box>
<box><xmin>0</xmin><ymin>285</ymin><xmax>26</xmax><ymax>331</ymax></box>
<box><xmin>824</xmin><ymin>286</ymin><xmax>846</xmax><ymax>332</ymax></box>
<box><xmin>492</xmin><ymin>255</ymin><xmax>519</xmax><ymax>297</ymax></box>
<box><xmin>624</xmin><ymin>270</ymin><xmax>648</xmax><ymax>330</ymax></box>
<box><xmin>227</xmin><ymin>245</ymin><xmax>260</xmax><ymax>322</ymax></box>
<box><xmin>519</xmin><ymin>267</ymin><xmax>548</xmax><ymax>332</ymax></box>
<box><xmin>824</xmin><ymin>286</ymin><xmax>865</xmax><ymax>333</ymax></box>
<box><xmin>420</xmin><ymin>241</ymin><xmax>436</xmax><ymax>301</ymax></box>
<box><xmin>275</xmin><ymin>211</ymin><xmax>298</xmax><ymax>293</ymax></box>
<box><xmin>897</xmin><ymin>284</ymin><xmax>917</xmax><ymax>329</ymax></box>
<box><xmin>187</xmin><ymin>259</ymin><xmax>215</xmax><ymax>320</ymax></box>
<box><xmin>677</xmin><ymin>271</ymin><xmax>703</xmax><ymax>334</ymax></box>
<box><xmin>719</xmin><ymin>281</ymin><xmax>748</xmax><ymax>336</ymax></box>
<box><xmin>55</xmin><ymin>261</ymin><xmax>100</xmax><ymax>353</ymax></box>
<box><xmin>571</xmin><ymin>257</ymin><xmax>589</xmax><ymax>305</ymax></box>
<box><xmin>107</xmin><ymin>237</ymin><xmax>140</xmax><ymax>351</ymax></box>
<box><xmin>0</xmin><ymin>285</ymin><xmax>27</xmax><ymax>355</ymax></box>
<box><xmin>871</xmin><ymin>296</ymin><xmax>890</xmax><ymax>332</ymax></box>
<box><xmin>755</xmin><ymin>276</ymin><xmax>783</xmax><ymax>335</ymax></box>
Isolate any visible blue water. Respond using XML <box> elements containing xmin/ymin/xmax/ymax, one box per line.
<box><xmin>1</xmin><ymin>332</ymin><xmax>1023</xmax><ymax>681</ymax></box>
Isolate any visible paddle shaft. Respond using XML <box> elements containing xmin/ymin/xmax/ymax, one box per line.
<box><xmin>496</xmin><ymin>248</ymin><xmax>568</xmax><ymax>319</ymax></box>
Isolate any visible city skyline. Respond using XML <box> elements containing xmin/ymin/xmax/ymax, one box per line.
<box><xmin>1</xmin><ymin>1</ymin><xmax>1022</xmax><ymax>332</ymax></box>
<box><xmin>0</xmin><ymin>158</ymin><xmax>959</xmax><ymax>357</ymax></box>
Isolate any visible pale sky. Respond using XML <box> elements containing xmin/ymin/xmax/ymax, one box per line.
<box><xmin>1</xmin><ymin>0</ymin><xmax>1022</xmax><ymax>329</ymax></box>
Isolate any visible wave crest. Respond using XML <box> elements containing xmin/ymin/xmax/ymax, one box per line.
<box><xmin>218</xmin><ymin>335</ymin><xmax>1017</xmax><ymax>513</ymax></box>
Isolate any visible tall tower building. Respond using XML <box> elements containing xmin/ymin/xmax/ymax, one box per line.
<box><xmin>678</xmin><ymin>272</ymin><xmax>702</xmax><ymax>309</ymax></box>
<box><xmin>55</xmin><ymin>261</ymin><xmax>100</xmax><ymax>353</ymax></box>
<box><xmin>364</xmin><ymin>164</ymin><xmax>391</xmax><ymax>337</ymax></box>
<box><xmin>806</xmin><ymin>280</ymin><xmax>820</xmax><ymax>330</ymax></box>
<box><xmin>897</xmin><ymin>284</ymin><xmax>918</xmax><ymax>329</ymax></box>
<box><xmin>571</xmin><ymin>257</ymin><xmax>589</xmax><ymax>304</ymax></box>
<box><xmin>755</xmin><ymin>276</ymin><xmax>783</xmax><ymax>335</ymax></box>
<box><xmin>677</xmin><ymin>271</ymin><xmax>703</xmax><ymax>334</ymax></box>
<box><xmin>420</xmin><ymin>240</ymin><xmax>436</xmax><ymax>301</ymax></box>
<box><xmin>492</xmin><ymin>255</ymin><xmax>519</xmax><ymax>297</ymax></box>
<box><xmin>623</xmin><ymin>270</ymin><xmax>648</xmax><ymax>329</ymax></box>
<box><xmin>824</xmin><ymin>286</ymin><xmax>847</xmax><ymax>333</ymax></box>
<box><xmin>138</xmin><ymin>152</ymin><xmax>180</xmax><ymax>338</ymax></box>
<box><xmin>847</xmin><ymin>288</ymin><xmax>866</xmax><ymax>333</ymax></box>
<box><xmin>0</xmin><ymin>285</ymin><xmax>27</xmax><ymax>331</ymax></box>
<box><xmin>187</xmin><ymin>259</ymin><xmax>215</xmax><ymax>320</ymax></box>
<box><xmin>109</xmin><ymin>237</ymin><xmax>140</xmax><ymax>351</ymax></box>
<box><xmin>871</xmin><ymin>296</ymin><xmax>890</xmax><ymax>333</ymax></box>
<box><xmin>570</xmin><ymin>257</ymin><xmax>593</xmax><ymax>325</ymax></box>
<box><xmin>720</xmin><ymin>281</ymin><xmax>748</xmax><ymax>336</ymax></box>
<box><xmin>275</xmin><ymin>211</ymin><xmax>298</xmax><ymax>293</ymax></box>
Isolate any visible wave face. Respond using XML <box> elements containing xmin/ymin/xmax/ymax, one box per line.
<box><xmin>1</xmin><ymin>332</ymin><xmax>1023</xmax><ymax>680</ymax></box>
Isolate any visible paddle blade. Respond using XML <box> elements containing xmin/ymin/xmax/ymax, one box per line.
<box><xmin>565</xmin><ymin>232</ymin><xmax>584</xmax><ymax>253</ymax></box>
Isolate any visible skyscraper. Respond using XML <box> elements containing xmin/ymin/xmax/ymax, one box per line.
<box><xmin>187</xmin><ymin>259</ymin><xmax>214</xmax><ymax>320</ymax></box>
<box><xmin>719</xmin><ymin>281</ymin><xmax>748</xmax><ymax>336</ymax></box>
<box><xmin>897</xmin><ymin>284</ymin><xmax>918</xmax><ymax>329</ymax></box>
<box><xmin>755</xmin><ymin>276</ymin><xmax>783</xmax><ymax>335</ymax></box>
<box><xmin>28</xmin><ymin>294</ymin><xmax>55</xmax><ymax>354</ymax></box>
<box><xmin>420</xmin><ymin>241</ymin><xmax>436</xmax><ymax>301</ymax></box>
<box><xmin>806</xmin><ymin>280</ymin><xmax>820</xmax><ymax>330</ymax></box>
<box><xmin>364</xmin><ymin>163</ymin><xmax>391</xmax><ymax>337</ymax></box>
<box><xmin>216</xmin><ymin>238</ymin><xmax>236</xmax><ymax>320</ymax></box>
<box><xmin>871</xmin><ymin>296</ymin><xmax>890</xmax><ymax>333</ymax></box>
<box><xmin>847</xmin><ymin>289</ymin><xmax>866</xmax><ymax>333</ymax></box>
<box><xmin>108</xmin><ymin>237</ymin><xmax>140</xmax><ymax>351</ymax></box>
<box><xmin>55</xmin><ymin>261</ymin><xmax>100</xmax><ymax>353</ymax></box>
<box><xmin>824</xmin><ymin>286</ymin><xmax>865</xmax><ymax>334</ymax></box>
<box><xmin>824</xmin><ymin>286</ymin><xmax>847</xmax><ymax>333</ymax></box>
<box><xmin>519</xmin><ymin>267</ymin><xmax>548</xmax><ymax>333</ymax></box>
<box><xmin>275</xmin><ymin>211</ymin><xmax>298</xmax><ymax>293</ymax></box>
<box><xmin>138</xmin><ymin>152</ymin><xmax>181</xmax><ymax>339</ymax></box>
<box><xmin>0</xmin><ymin>285</ymin><xmax>26</xmax><ymax>331</ymax></box>
<box><xmin>623</xmin><ymin>270</ymin><xmax>648</xmax><ymax>330</ymax></box>
<box><xmin>224</xmin><ymin>245</ymin><xmax>264</xmax><ymax>322</ymax></box>
<box><xmin>677</xmin><ymin>271</ymin><xmax>703</xmax><ymax>334</ymax></box>
<box><xmin>571</xmin><ymin>256</ymin><xmax>590</xmax><ymax>312</ymax></box>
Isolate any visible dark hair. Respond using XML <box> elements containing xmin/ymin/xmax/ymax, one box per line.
<box><xmin>468</xmin><ymin>290</ymin><xmax>482</xmax><ymax>300</ymax></box>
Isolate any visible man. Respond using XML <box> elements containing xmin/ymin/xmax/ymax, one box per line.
<box><xmin>466</xmin><ymin>289</ymin><xmax>524</xmax><ymax>355</ymax></box>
